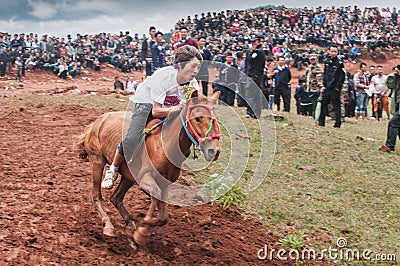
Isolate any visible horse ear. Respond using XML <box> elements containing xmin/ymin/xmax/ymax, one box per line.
<box><xmin>198</xmin><ymin>93</ymin><xmax>207</xmax><ymax>100</ymax></box>
<box><xmin>209</xmin><ymin>91</ymin><xmax>220</xmax><ymax>104</ymax></box>
<box><xmin>190</xmin><ymin>89</ymin><xmax>199</xmax><ymax>99</ymax></box>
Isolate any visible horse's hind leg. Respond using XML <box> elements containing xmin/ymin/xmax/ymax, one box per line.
<box><xmin>110</xmin><ymin>176</ymin><xmax>136</xmax><ymax>232</ymax></box>
<box><xmin>91</xmin><ymin>155</ymin><xmax>115</xmax><ymax>236</ymax></box>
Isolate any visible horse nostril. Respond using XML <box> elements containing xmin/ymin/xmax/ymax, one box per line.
<box><xmin>207</xmin><ymin>148</ymin><xmax>216</xmax><ymax>158</ymax></box>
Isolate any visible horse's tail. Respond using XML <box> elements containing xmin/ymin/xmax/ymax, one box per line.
<box><xmin>76</xmin><ymin>123</ymin><xmax>93</xmax><ymax>160</ymax></box>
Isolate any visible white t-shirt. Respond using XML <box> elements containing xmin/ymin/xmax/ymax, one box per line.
<box><xmin>371</xmin><ymin>74</ymin><xmax>388</xmax><ymax>95</ymax></box>
<box><xmin>131</xmin><ymin>66</ymin><xmax>199</xmax><ymax>106</ymax></box>
<box><xmin>126</xmin><ymin>81</ymin><xmax>137</xmax><ymax>92</ymax></box>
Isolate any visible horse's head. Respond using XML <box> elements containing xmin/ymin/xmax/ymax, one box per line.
<box><xmin>184</xmin><ymin>89</ymin><xmax>221</xmax><ymax>161</ymax></box>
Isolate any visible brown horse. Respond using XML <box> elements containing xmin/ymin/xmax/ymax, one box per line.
<box><xmin>77</xmin><ymin>91</ymin><xmax>221</xmax><ymax>245</ymax></box>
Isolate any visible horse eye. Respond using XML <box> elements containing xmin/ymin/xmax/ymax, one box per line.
<box><xmin>195</xmin><ymin>117</ymin><xmax>201</xmax><ymax>122</ymax></box>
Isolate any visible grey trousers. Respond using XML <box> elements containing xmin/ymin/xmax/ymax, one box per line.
<box><xmin>117</xmin><ymin>103</ymin><xmax>153</xmax><ymax>157</ymax></box>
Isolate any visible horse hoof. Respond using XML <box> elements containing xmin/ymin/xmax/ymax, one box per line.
<box><xmin>133</xmin><ymin>227</ymin><xmax>150</xmax><ymax>245</ymax></box>
<box><xmin>103</xmin><ymin>227</ymin><xmax>115</xmax><ymax>237</ymax></box>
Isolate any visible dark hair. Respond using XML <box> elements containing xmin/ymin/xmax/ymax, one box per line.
<box><xmin>328</xmin><ymin>44</ymin><xmax>338</xmax><ymax>50</ymax></box>
<box><xmin>197</xmin><ymin>35</ymin><xmax>206</xmax><ymax>41</ymax></box>
<box><xmin>236</xmin><ymin>51</ymin><xmax>243</xmax><ymax>59</ymax></box>
<box><xmin>149</xmin><ymin>26</ymin><xmax>156</xmax><ymax>31</ymax></box>
<box><xmin>180</xmin><ymin>26</ymin><xmax>188</xmax><ymax>31</ymax></box>
<box><xmin>377</xmin><ymin>65</ymin><xmax>383</xmax><ymax>69</ymax></box>
<box><xmin>174</xmin><ymin>45</ymin><xmax>202</xmax><ymax>69</ymax></box>
<box><xmin>360</xmin><ymin>62</ymin><xmax>367</xmax><ymax>68</ymax></box>
<box><xmin>266</xmin><ymin>57</ymin><xmax>274</xmax><ymax>62</ymax></box>
<box><xmin>225</xmin><ymin>51</ymin><xmax>233</xmax><ymax>57</ymax></box>
<box><xmin>155</xmin><ymin>31</ymin><xmax>163</xmax><ymax>37</ymax></box>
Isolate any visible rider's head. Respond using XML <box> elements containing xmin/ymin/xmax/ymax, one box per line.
<box><xmin>174</xmin><ymin>46</ymin><xmax>202</xmax><ymax>84</ymax></box>
<box><xmin>175</xmin><ymin>45</ymin><xmax>202</xmax><ymax>67</ymax></box>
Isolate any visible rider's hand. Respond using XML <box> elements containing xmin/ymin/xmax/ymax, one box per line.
<box><xmin>169</xmin><ymin>105</ymin><xmax>182</xmax><ymax>113</ymax></box>
<box><xmin>178</xmin><ymin>99</ymin><xmax>186</xmax><ymax>108</ymax></box>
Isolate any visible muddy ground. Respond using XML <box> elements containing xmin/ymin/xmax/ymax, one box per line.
<box><xmin>0</xmin><ymin>99</ymin><xmax>295</xmax><ymax>265</ymax></box>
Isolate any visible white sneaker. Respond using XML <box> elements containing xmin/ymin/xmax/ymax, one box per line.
<box><xmin>101</xmin><ymin>170</ymin><xmax>118</xmax><ymax>189</ymax></box>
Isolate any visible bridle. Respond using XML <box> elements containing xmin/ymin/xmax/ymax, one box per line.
<box><xmin>179</xmin><ymin>100</ymin><xmax>220</xmax><ymax>149</ymax></box>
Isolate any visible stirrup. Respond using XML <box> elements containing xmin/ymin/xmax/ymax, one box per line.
<box><xmin>101</xmin><ymin>170</ymin><xmax>118</xmax><ymax>189</ymax></box>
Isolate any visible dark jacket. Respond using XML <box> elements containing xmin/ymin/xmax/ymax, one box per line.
<box><xmin>273</xmin><ymin>66</ymin><xmax>291</xmax><ymax>88</ymax></box>
<box><xmin>245</xmin><ymin>45</ymin><xmax>265</xmax><ymax>77</ymax></box>
<box><xmin>141</xmin><ymin>38</ymin><xmax>155</xmax><ymax>61</ymax></box>
<box><xmin>295</xmin><ymin>84</ymin><xmax>312</xmax><ymax>104</ymax></box>
<box><xmin>151</xmin><ymin>42</ymin><xmax>166</xmax><ymax>71</ymax></box>
<box><xmin>323</xmin><ymin>56</ymin><xmax>345</xmax><ymax>90</ymax></box>
<box><xmin>197</xmin><ymin>48</ymin><xmax>213</xmax><ymax>79</ymax></box>
<box><xmin>219</xmin><ymin>62</ymin><xmax>239</xmax><ymax>89</ymax></box>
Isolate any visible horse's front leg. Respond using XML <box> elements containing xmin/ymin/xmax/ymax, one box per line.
<box><xmin>133</xmin><ymin>172</ymin><xmax>160</xmax><ymax>245</ymax></box>
<box><xmin>141</xmin><ymin>177</ymin><xmax>170</xmax><ymax>226</ymax></box>
<box><xmin>154</xmin><ymin>199</ymin><xmax>168</xmax><ymax>226</ymax></box>
<box><xmin>110</xmin><ymin>176</ymin><xmax>136</xmax><ymax>233</ymax></box>
<box><xmin>133</xmin><ymin>195</ymin><xmax>158</xmax><ymax>245</ymax></box>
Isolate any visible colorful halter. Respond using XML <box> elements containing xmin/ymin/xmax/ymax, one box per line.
<box><xmin>180</xmin><ymin>87</ymin><xmax>220</xmax><ymax>148</ymax></box>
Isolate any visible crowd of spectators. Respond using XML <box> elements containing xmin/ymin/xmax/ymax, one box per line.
<box><xmin>0</xmin><ymin>31</ymin><xmax>148</xmax><ymax>80</ymax></box>
<box><xmin>1</xmin><ymin>5</ymin><xmax>399</xmax><ymax>83</ymax></box>
<box><xmin>171</xmin><ymin>5</ymin><xmax>400</xmax><ymax>67</ymax></box>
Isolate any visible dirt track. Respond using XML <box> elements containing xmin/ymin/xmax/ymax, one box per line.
<box><xmin>0</xmin><ymin>100</ymin><xmax>293</xmax><ymax>265</ymax></box>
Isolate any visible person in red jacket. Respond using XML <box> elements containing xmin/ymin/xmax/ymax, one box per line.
<box><xmin>175</xmin><ymin>26</ymin><xmax>198</xmax><ymax>49</ymax></box>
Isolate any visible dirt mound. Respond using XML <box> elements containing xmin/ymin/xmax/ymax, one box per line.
<box><xmin>0</xmin><ymin>65</ymin><xmax>142</xmax><ymax>96</ymax></box>
<box><xmin>0</xmin><ymin>101</ymin><xmax>293</xmax><ymax>265</ymax></box>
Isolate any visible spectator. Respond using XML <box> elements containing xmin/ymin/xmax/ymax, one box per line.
<box><xmin>151</xmin><ymin>31</ymin><xmax>167</xmax><ymax>73</ymax></box>
<box><xmin>215</xmin><ymin>51</ymin><xmax>238</xmax><ymax>106</ymax></box>
<box><xmin>305</xmin><ymin>54</ymin><xmax>323</xmax><ymax>117</ymax></box>
<box><xmin>196</xmin><ymin>35</ymin><xmax>213</xmax><ymax>96</ymax></box>
<box><xmin>141</xmin><ymin>26</ymin><xmax>157</xmax><ymax>77</ymax></box>
<box><xmin>68</xmin><ymin>61</ymin><xmax>83</xmax><ymax>77</ymax></box>
<box><xmin>114</xmin><ymin>76</ymin><xmax>124</xmax><ymax>90</ymax></box>
<box><xmin>344</xmin><ymin>73</ymin><xmax>356</xmax><ymax>118</ymax></box>
<box><xmin>318</xmin><ymin>44</ymin><xmax>345</xmax><ymax>128</ymax></box>
<box><xmin>175</xmin><ymin>26</ymin><xmax>198</xmax><ymax>49</ymax></box>
<box><xmin>15</xmin><ymin>56</ymin><xmax>23</xmax><ymax>82</ymax></box>
<box><xmin>354</xmin><ymin>62</ymin><xmax>369</xmax><ymax>122</ymax></box>
<box><xmin>263</xmin><ymin>57</ymin><xmax>275</xmax><ymax>110</ymax></box>
<box><xmin>126</xmin><ymin>76</ymin><xmax>137</xmax><ymax>92</ymax></box>
<box><xmin>273</xmin><ymin>56</ymin><xmax>292</xmax><ymax>112</ymax></box>
<box><xmin>350</xmin><ymin>44</ymin><xmax>361</xmax><ymax>63</ymax></box>
<box><xmin>295</xmin><ymin>76</ymin><xmax>312</xmax><ymax>116</ymax></box>
<box><xmin>379</xmin><ymin>65</ymin><xmax>400</xmax><ymax>152</ymax></box>
<box><xmin>25</xmin><ymin>54</ymin><xmax>37</xmax><ymax>71</ymax></box>
<box><xmin>367</xmin><ymin>65</ymin><xmax>376</xmax><ymax>118</ymax></box>
<box><xmin>58</xmin><ymin>61</ymin><xmax>68</xmax><ymax>79</ymax></box>
<box><xmin>370</xmin><ymin>65</ymin><xmax>390</xmax><ymax>121</ymax></box>
<box><xmin>0</xmin><ymin>49</ymin><xmax>7</xmax><ymax>78</ymax></box>
<box><xmin>244</xmin><ymin>35</ymin><xmax>265</xmax><ymax>119</ymax></box>
<box><xmin>236</xmin><ymin>51</ymin><xmax>247</xmax><ymax>107</ymax></box>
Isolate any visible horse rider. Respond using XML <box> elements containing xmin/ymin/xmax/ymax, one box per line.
<box><xmin>102</xmin><ymin>45</ymin><xmax>202</xmax><ymax>189</ymax></box>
